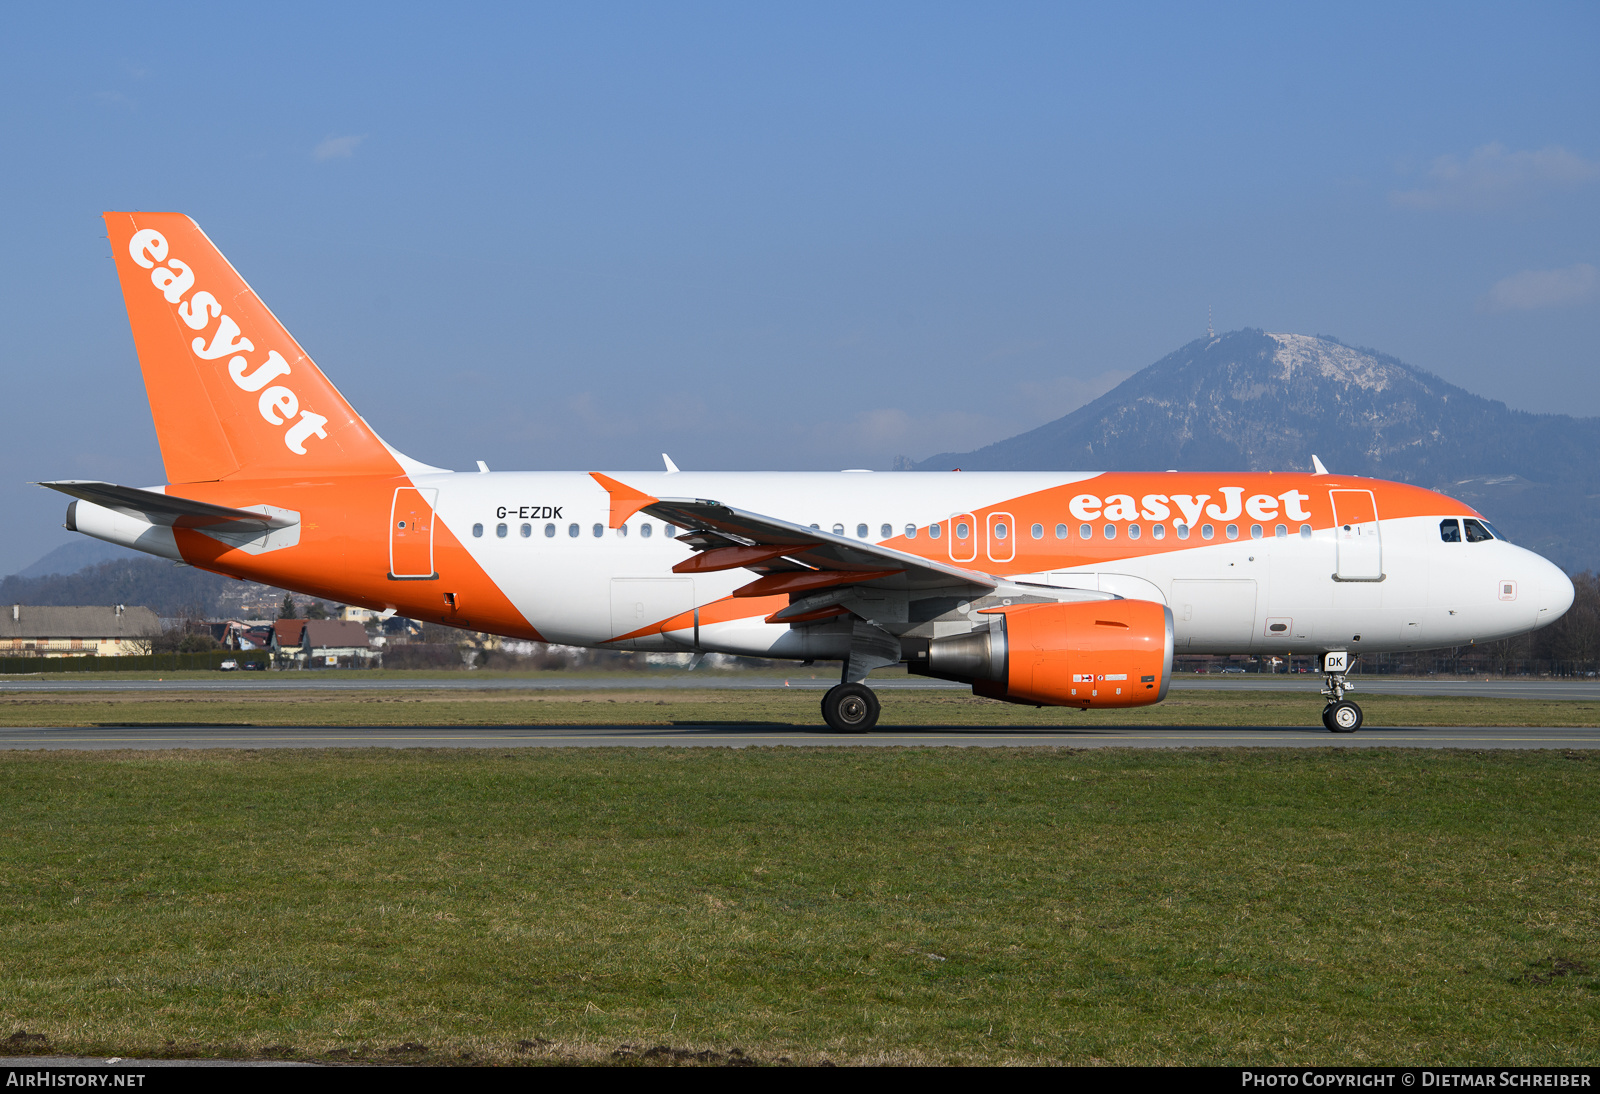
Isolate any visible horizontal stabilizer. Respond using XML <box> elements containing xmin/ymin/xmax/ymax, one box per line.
<box><xmin>38</xmin><ymin>480</ymin><xmax>297</xmax><ymax>532</ymax></box>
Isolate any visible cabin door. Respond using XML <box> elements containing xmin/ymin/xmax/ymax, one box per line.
<box><xmin>1330</xmin><ymin>489</ymin><xmax>1382</xmax><ymax>581</ymax></box>
<box><xmin>389</xmin><ymin>487</ymin><xmax>439</xmax><ymax>579</ymax></box>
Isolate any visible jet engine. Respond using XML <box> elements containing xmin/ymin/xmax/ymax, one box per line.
<box><xmin>907</xmin><ymin>598</ymin><xmax>1173</xmax><ymax>708</ymax></box>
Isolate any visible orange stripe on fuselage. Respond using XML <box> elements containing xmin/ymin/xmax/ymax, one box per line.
<box><xmin>613</xmin><ymin>593</ymin><xmax>791</xmax><ymax>644</ymax></box>
<box><xmin>166</xmin><ymin>476</ymin><xmax>545</xmax><ymax>641</ymax></box>
<box><xmin>879</xmin><ymin>473</ymin><xmax>1473</xmax><ymax>570</ymax></box>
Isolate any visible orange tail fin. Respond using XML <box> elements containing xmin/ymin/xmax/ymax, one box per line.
<box><xmin>105</xmin><ymin>212</ymin><xmax>405</xmax><ymax>483</ymax></box>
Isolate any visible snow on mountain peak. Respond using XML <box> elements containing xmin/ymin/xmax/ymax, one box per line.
<box><xmin>1268</xmin><ymin>332</ymin><xmax>1394</xmax><ymax>392</ymax></box>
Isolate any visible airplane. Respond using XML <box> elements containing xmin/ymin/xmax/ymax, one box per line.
<box><xmin>39</xmin><ymin>212</ymin><xmax>1577</xmax><ymax>733</ymax></box>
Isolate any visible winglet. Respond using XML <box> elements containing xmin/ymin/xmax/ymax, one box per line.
<box><xmin>589</xmin><ymin>472</ymin><xmax>659</xmax><ymax>528</ymax></box>
<box><xmin>662</xmin><ymin>453</ymin><xmax>680</xmax><ymax>474</ymax></box>
<box><xmin>1311</xmin><ymin>455</ymin><xmax>1330</xmax><ymax>475</ymax></box>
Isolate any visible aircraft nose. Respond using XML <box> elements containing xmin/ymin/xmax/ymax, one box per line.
<box><xmin>1532</xmin><ymin>555</ymin><xmax>1574</xmax><ymax>627</ymax></box>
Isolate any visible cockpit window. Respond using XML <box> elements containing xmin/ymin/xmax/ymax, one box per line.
<box><xmin>1463</xmin><ymin>518</ymin><xmax>1494</xmax><ymax>543</ymax></box>
<box><xmin>1440</xmin><ymin>519</ymin><xmax>1461</xmax><ymax>543</ymax></box>
<box><xmin>1481</xmin><ymin>520</ymin><xmax>1508</xmax><ymax>542</ymax></box>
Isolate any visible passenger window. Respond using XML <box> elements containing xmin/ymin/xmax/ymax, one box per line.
<box><xmin>616</xmin><ymin>524</ymin><xmax>629</xmax><ymax>537</ymax></box>
<box><xmin>1055</xmin><ymin>523</ymin><xmax>1069</xmax><ymax>539</ymax></box>
<box><xmin>1176</xmin><ymin>524</ymin><xmax>1190</xmax><ymax>540</ymax></box>
<box><xmin>905</xmin><ymin>524</ymin><xmax>918</xmax><ymax>539</ymax></box>
<box><xmin>1201</xmin><ymin>524</ymin><xmax>1215</xmax><ymax>540</ymax></box>
<box><xmin>545</xmin><ymin>523</ymin><xmax>556</xmax><ymax>538</ymax></box>
<box><xmin>496</xmin><ymin>523</ymin><xmax>508</xmax><ymax>538</ymax></box>
<box><xmin>1250</xmin><ymin>524</ymin><xmax>1262</xmax><ymax>540</ymax></box>
<box><xmin>472</xmin><ymin>523</ymin><xmax>483</xmax><ymax>538</ymax></box>
<box><xmin>929</xmin><ymin>524</ymin><xmax>942</xmax><ymax>539</ymax></box>
<box><xmin>993</xmin><ymin>523</ymin><xmax>1008</xmax><ymax>540</ymax></box>
<box><xmin>1030</xmin><ymin>523</ymin><xmax>1043</xmax><ymax>539</ymax></box>
<box><xmin>641</xmin><ymin>523</ymin><xmax>653</xmax><ymax>538</ymax></box>
<box><xmin>1464</xmin><ymin>518</ymin><xmax>1493</xmax><ymax>543</ymax></box>
<box><xmin>1152</xmin><ymin>524</ymin><xmax>1165</xmax><ymax>540</ymax></box>
<box><xmin>881</xmin><ymin>523</ymin><xmax>892</xmax><ymax>538</ymax></box>
<box><xmin>832</xmin><ymin>523</ymin><xmax>845</xmax><ymax>535</ymax></box>
<box><xmin>857</xmin><ymin>523</ymin><xmax>868</xmax><ymax>538</ymax></box>
<box><xmin>520</xmin><ymin>523</ymin><xmax>532</xmax><ymax>538</ymax></box>
<box><xmin>1225</xmin><ymin>524</ymin><xmax>1238</xmax><ymax>540</ymax></box>
<box><xmin>1274</xmin><ymin>524</ymin><xmax>1287</xmax><ymax>538</ymax></box>
<box><xmin>569</xmin><ymin>523</ymin><xmax>580</xmax><ymax>538</ymax></box>
<box><xmin>664</xmin><ymin>525</ymin><xmax>676</xmax><ymax>537</ymax></box>
<box><xmin>1080</xmin><ymin>524</ymin><xmax>1092</xmax><ymax>540</ymax></box>
<box><xmin>1439</xmin><ymin>519</ymin><xmax>1461</xmax><ymax>543</ymax></box>
<box><xmin>1127</xmin><ymin>524</ymin><xmax>1141</xmax><ymax>540</ymax></box>
<box><xmin>592</xmin><ymin>523</ymin><xmax>604</xmax><ymax>538</ymax></box>
<box><xmin>1299</xmin><ymin>524</ymin><xmax>1312</xmax><ymax>539</ymax></box>
<box><xmin>956</xmin><ymin>522</ymin><xmax>970</xmax><ymax>539</ymax></box>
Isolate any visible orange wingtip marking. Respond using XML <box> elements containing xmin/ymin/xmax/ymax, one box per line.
<box><xmin>589</xmin><ymin>472</ymin><xmax>658</xmax><ymax>529</ymax></box>
<box><xmin>672</xmin><ymin>544</ymin><xmax>803</xmax><ymax>574</ymax></box>
<box><xmin>732</xmin><ymin>569</ymin><xmax>901</xmax><ymax>598</ymax></box>
<box><xmin>765</xmin><ymin>605</ymin><xmax>850</xmax><ymax>625</ymax></box>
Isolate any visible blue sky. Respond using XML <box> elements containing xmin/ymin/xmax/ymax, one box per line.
<box><xmin>1</xmin><ymin>2</ymin><xmax>1597</xmax><ymax>574</ymax></box>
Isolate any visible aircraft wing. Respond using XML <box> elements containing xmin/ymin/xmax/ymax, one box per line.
<box><xmin>641</xmin><ymin>496</ymin><xmax>998</xmax><ymax>601</ymax></box>
<box><xmin>37</xmin><ymin>480</ymin><xmax>297</xmax><ymax>533</ymax></box>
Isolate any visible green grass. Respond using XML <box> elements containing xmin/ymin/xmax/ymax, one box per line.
<box><xmin>0</xmin><ymin>747</ymin><xmax>1595</xmax><ymax>1065</ymax></box>
<box><xmin>1</xmin><ymin>685</ymin><xmax>1597</xmax><ymax>728</ymax></box>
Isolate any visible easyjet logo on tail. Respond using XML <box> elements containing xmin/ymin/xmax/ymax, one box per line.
<box><xmin>127</xmin><ymin>228</ymin><xmax>328</xmax><ymax>456</ymax></box>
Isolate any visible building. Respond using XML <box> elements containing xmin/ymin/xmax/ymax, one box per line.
<box><xmin>271</xmin><ymin>618</ymin><xmax>307</xmax><ymax>654</ymax></box>
<box><xmin>1</xmin><ymin>604</ymin><xmax>161</xmax><ymax>657</ymax></box>
<box><xmin>279</xmin><ymin>618</ymin><xmax>374</xmax><ymax>667</ymax></box>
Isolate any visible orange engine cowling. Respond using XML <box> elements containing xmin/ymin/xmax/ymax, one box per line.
<box><xmin>909</xmin><ymin>599</ymin><xmax>1173</xmax><ymax>708</ymax></box>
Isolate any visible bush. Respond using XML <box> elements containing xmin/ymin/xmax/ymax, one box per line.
<box><xmin>379</xmin><ymin>643</ymin><xmax>467</xmax><ymax>670</ymax></box>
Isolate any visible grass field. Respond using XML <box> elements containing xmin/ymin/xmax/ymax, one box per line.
<box><xmin>1</xmin><ymin>685</ymin><xmax>1598</xmax><ymax>728</ymax></box>
<box><xmin>0</xmin><ymin>746</ymin><xmax>1595</xmax><ymax>1066</ymax></box>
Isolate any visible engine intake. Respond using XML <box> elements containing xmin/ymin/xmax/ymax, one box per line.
<box><xmin>909</xmin><ymin>598</ymin><xmax>1173</xmax><ymax>708</ymax></box>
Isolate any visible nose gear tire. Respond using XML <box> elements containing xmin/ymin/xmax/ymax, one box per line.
<box><xmin>1322</xmin><ymin>700</ymin><xmax>1363</xmax><ymax>733</ymax></box>
<box><xmin>822</xmin><ymin>683</ymin><xmax>880</xmax><ymax>733</ymax></box>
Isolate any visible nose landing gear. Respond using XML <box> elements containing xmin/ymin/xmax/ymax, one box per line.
<box><xmin>1322</xmin><ymin>699</ymin><xmax>1363</xmax><ymax>732</ymax></box>
<box><xmin>1319</xmin><ymin>652</ymin><xmax>1362</xmax><ymax>732</ymax></box>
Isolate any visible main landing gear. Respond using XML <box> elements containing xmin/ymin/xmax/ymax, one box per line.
<box><xmin>821</xmin><ymin>682</ymin><xmax>880</xmax><ymax>733</ymax></box>
<box><xmin>1319</xmin><ymin>652</ymin><xmax>1362</xmax><ymax>733</ymax></box>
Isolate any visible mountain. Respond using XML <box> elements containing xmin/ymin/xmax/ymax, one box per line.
<box><xmin>0</xmin><ymin>557</ymin><xmax>300</xmax><ymax>619</ymax></box>
<box><xmin>916</xmin><ymin>330</ymin><xmax>1600</xmax><ymax>573</ymax></box>
<box><xmin>9</xmin><ymin>539</ymin><xmax>145</xmax><ymax>580</ymax></box>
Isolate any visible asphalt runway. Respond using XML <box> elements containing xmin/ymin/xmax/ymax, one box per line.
<box><xmin>1</xmin><ymin>723</ymin><xmax>1595</xmax><ymax>750</ymax></box>
<box><xmin>3</xmin><ymin>674</ymin><xmax>1599</xmax><ymax>701</ymax></box>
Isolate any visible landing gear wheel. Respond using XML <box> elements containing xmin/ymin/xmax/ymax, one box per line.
<box><xmin>822</xmin><ymin>683</ymin><xmax>880</xmax><ymax>733</ymax></box>
<box><xmin>1322</xmin><ymin>700</ymin><xmax>1363</xmax><ymax>733</ymax></box>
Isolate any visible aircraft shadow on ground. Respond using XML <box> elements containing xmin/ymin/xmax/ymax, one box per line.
<box><xmin>672</xmin><ymin>721</ymin><xmax>1347</xmax><ymax>734</ymax></box>
<box><xmin>62</xmin><ymin>720</ymin><xmax>1412</xmax><ymax>736</ymax></box>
